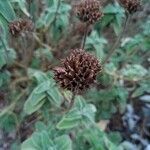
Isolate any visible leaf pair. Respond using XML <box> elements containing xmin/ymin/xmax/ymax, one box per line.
<box><xmin>24</xmin><ymin>70</ymin><xmax>62</xmax><ymax>115</ymax></box>
<box><xmin>21</xmin><ymin>131</ymin><xmax>72</xmax><ymax>150</ymax></box>
<box><xmin>57</xmin><ymin>96</ymin><xmax>96</xmax><ymax>129</ymax></box>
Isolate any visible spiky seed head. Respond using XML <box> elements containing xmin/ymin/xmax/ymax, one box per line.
<box><xmin>9</xmin><ymin>19</ymin><xmax>33</xmax><ymax>36</ymax></box>
<box><xmin>119</xmin><ymin>0</ymin><xmax>141</xmax><ymax>14</ymax></box>
<box><xmin>75</xmin><ymin>0</ymin><xmax>103</xmax><ymax>24</ymax></box>
<box><xmin>54</xmin><ymin>49</ymin><xmax>102</xmax><ymax>94</ymax></box>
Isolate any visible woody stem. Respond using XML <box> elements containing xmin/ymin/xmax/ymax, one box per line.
<box><xmin>102</xmin><ymin>14</ymin><xmax>131</xmax><ymax>65</ymax></box>
<box><xmin>68</xmin><ymin>92</ymin><xmax>76</xmax><ymax>110</ymax></box>
<box><xmin>81</xmin><ymin>23</ymin><xmax>89</xmax><ymax>49</ymax></box>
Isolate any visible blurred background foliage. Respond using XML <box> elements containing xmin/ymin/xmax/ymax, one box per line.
<box><xmin>0</xmin><ymin>0</ymin><xmax>150</xmax><ymax>150</ymax></box>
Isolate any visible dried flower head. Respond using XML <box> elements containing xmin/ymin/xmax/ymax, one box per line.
<box><xmin>75</xmin><ymin>0</ymin><xmax>103</xmax><ymax>24</ymax></box>
<box><xmin>119</xmin><ymin>0</ymin><xmax>141</xmax><ymax>14</ymax></box>
<box><xmin>9</xmin><ymin>19</ymin><xmax>33</xmax><ymax>36</ymax></box>
<box><xmin>54</xmin><ymin>49</ymin><xmax>102</xmax><ymax>93</ymax></box>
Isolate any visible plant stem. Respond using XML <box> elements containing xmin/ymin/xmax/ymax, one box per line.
<box><xmin>32</xmin><ymin>32</ymin><xmax>51</xmax><ymax>49</ymax></box>
<box><xmin>81</xmin><ymin>23</ymin><xmax>89</xmax><ymax>49</ymax></box>
<box><xmin>68</xmin><ymin>92</ymin><xmax>76</xmax><ymax>110</ymax></box>
<box><xmin>102</xmin><ymin>14</ymin><xmax>131</xmax><ymax>65</ymax></box>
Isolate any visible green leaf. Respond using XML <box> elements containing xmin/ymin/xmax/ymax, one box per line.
<box><xmin>0</xmin><ymin>15</ymin><xmax>8</xmax><ymax>37</ymax></box>
<box><xmin>77</xmin><ymin>127</ymin><xmax>105</xmax><ymax>150</ymax></box>
<box><xmin>0</xmin><ymin>49</ymin><xmax>6</xmax><ymax>69</ymax></box>
<box><xmin>24</xmin><ymin>72</ymin><xmax>63</xmax><ymax>114</ymax></box>
<box><xmin>36</xmin><ymin>1</ymin><xmax>70</xmax><ymax>29</ymax></box>
<box><xmin>142</xmin><ymin>20</ymin><xmax>150</xmax><ymax>36</ymax></box>
<box><xmin>0</xmin><ymin>44</ymin><xmax>16</xmax><ymax>69</ymax></box>
<box><xmin>34</xmin><ymin>81</ymin><xmax>51</xmax><ymax>94</ymax></box>
<box><xmin>104</xmin><ymin>136</ymin><xmax>120</xmax><ymax>150</ymax></box>
<box><xmin>0</xmin><ymin>19</ymin><xmax>16</xmax><ymax>68</ymax></box>
<box><xmin>104</xmin><ymin>2</ymin><xmax>124</xmax><ymax>15</ymax></box>
<box><xmin>0</xmin><ymin>0</ymin><xmax>16</xmax><ymax>22</ymax></box>
<box><xmin>21</xmin><ymin>130</ymin><xmax>72</xmax><ymax>150</ymax></box>
<box><xmin>112</xmin><ymin>21</ymin><xmax>121</xmax><ymax>35</ymax></box>
<box><xmin>107</xmin><ymin>132</ymin><xmax>122</xmax><ymax>145</ymax></box>
<box><xmin>103</xmin><ymin>2</ymin><xmax>125</xmax><ymax>35</ymax></box>
<box><xmin>58</xmin><ymin>3</ymin><xmax>71</xmax><ymax>13</ymax></box>
<box><xmin>77</xmin><ymin>126</ymin><xmax>120</xmax><ymax>150</ymax></box>
<box><xmin>57</xmin><ymin>96</ymin><xmax>96</xmax><ymax>130</ymax></box>
<box><xmin>56</xmin><ymin>109</ymin><xmax>82</xmax><ymax>129</ymax></box>
<box><xmin>21</xmin><ymin>131</ymin><xmax>53</xmax><ymax>150</ymax></box>
<box><xmin>0</xmin><ymin>113</ymin><xmax>16</xmax><ymax>132</ymax></box>
<box><xmin>121</xmin><ymin>35</ymin><xmax>146</xmax><ymax>54</ymax></box>
<box><xmin>101</xmin><ymin>14</ymin><xmax>114</xmax><ymax>27</ymax></box>
<box><xmin>24</xmin><ymin>92</ymin><xmax>46</xmax><ymax>115</ymax></box>
<box><xmin>27</xmin><ymin>69</ymin><xmax>50</xmax><ymax>84</ymax></box>
<box><xmin>104</xmin><ymin>4</ymin><xmax>118</xmax><ymax>14</ymax></box>
<box><xmin>54</xmin><ymin>135</ymin><xmax>72</xmax><ymax>150</ymax></box>
<box><xmin>23</xmin><ymin>82</ymin><xmax>50</xmax><ymax>115</ymax></box>
<box><xmin>120</xmin><ymin>64</ymin><xmax>148</xmax><ymax>81</ymax></box>
<box><xmin>86</xmin><ymin>30</ymin><xmax>107</xmax><ymax>60</ymax></box>
<box><xmin>36</xmin><ymin>8</ymin><xmax>55</xmax><ymax>29</ymax></box>
<box><xmin>131</xmin><ymin>82</ymin><xmax>150</xmax><ymax>98</ymax></box>
<box><xmin>11</xmin><ymin>0</ymin><xmax>30</xmax><ymax>17</ymax></box>
<box><xmin>0</xmin><ymin>70</ymin><xmax>10</xmax><ymax>87</ymax></box>
<box><xmin>35</xmin><ymin>121</ymin><xmax>47</xmax><ymax>132</ymax></box>
<box><xmin>47</xmin><ymin>86</ymin><xmax>62</xmax><ymax>107</ymax></box>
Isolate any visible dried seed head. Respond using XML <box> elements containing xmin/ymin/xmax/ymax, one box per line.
<box><xmin>119</xmin><ymin>0</ymin><xmax>141</xmax><ymax>14</ymax></box>
<box><xmin>75</xmin><ymin>0</ymin><xmax>103</xmax><ymax>24</ymax></box>
<box><xmin>9</xmin><ymin>19</ymin><xmax>33</xmax><ymax>36</ymax></box>
<box><xmin>54</xmin><ymin>49</ymin><xmax>102</xmax><ymax>93</ymax></box>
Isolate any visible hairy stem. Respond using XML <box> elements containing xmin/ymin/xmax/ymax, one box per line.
<box><xmin>68</xmin><ymin>92</ymin><xmax>76</xmax><ymax>110</ymax></box>
<box><xmin>81</xmin><ymin>23</ymin><xmax>89</xmax><ymax>49</ymax></box>
<box><xmin>102</xmin><ymin>14</ymin><xmax>131</xmax><ymax>65</ymax></box>
<box><xmin>32</xmin><ymin>32</ymin><xmax>51</xmax><ymax>49</ymax></box>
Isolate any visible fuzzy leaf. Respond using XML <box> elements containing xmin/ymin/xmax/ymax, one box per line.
<box><xmin>0</xmin><ymin>0</ymin><xmax>16</xmax><ymax>22</ymax></box>
<box><xmin>57</xmin><ymin>96</ymin><xmax>96</xmax><ymax>130</ymax></box>
<box><xmin>11</xmin><ymin>0</ymin><xmax>30</xmax><ymax>17</ymax></box>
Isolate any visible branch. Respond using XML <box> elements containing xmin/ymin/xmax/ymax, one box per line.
<box><xmin>102</xmin><ymin>14</ymin><xmax>131</xmax><ymax>65</ymax></box>
<box><xmin>81</xmin><ymin>23</ymin><xmax>89</xmax><ymax>49</ymax></box>
<box><xmin>68</xmin><ymin>92</ymin><xmax>76</xmax><ymax>110</ymax></box>
<box><xmin>32</xmin><ymin>32</ymin><xmax>51</xmax><ymax>49</ymax></box>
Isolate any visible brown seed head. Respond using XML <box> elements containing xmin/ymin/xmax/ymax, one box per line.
<box><xmin>119</xmin><ymin>0</ymin><xmax>141</xmax><ymax>14</ymax></box>
<box><xmin>75</xmin><ymin>0</ymin><xmax>103</xmax><ymax>24</ymax></box>
<box><xmin>9</xmin><ymin>19</ymin><xmax>33</xmax><ymax>36</ymax></box>
<box><xmin>54</xmin><ymin>49</ymin><xmax>102</xmax><ymax>93</ymax></box>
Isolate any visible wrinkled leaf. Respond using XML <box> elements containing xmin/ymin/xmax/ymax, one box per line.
<box><xmin>57</xmin><ymin>96</ymin><xmax>96</xmax><ymax>130</ymax></box>
<box><xmin>11</xmin><ymin>0</ymin><xmax>30</xmax><ymax>17</ymax></box>
<box><xmin>0</xmin><ymin>0</ymin><xmax>16</xmax><ymax>22</ymax></box>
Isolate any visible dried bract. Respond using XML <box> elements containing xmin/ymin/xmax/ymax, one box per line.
<box><xmin>54</xmin><ymin>49</ymin><xmax>102</xmax><ymax>93</ymax></box>
<box><xmin>119</xmin><ymin>0</ymin><xmax>141</xmax><ymax>14</ymax></box>
<box><xmin>9</xmin><ymin>19</ymin><xmax>33</xmax><ymax>36</ymax></box>
<box><xmin>75</xmin><ymin>0</ymin><xmax>103</xmax><ymax>24</ymax></box>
